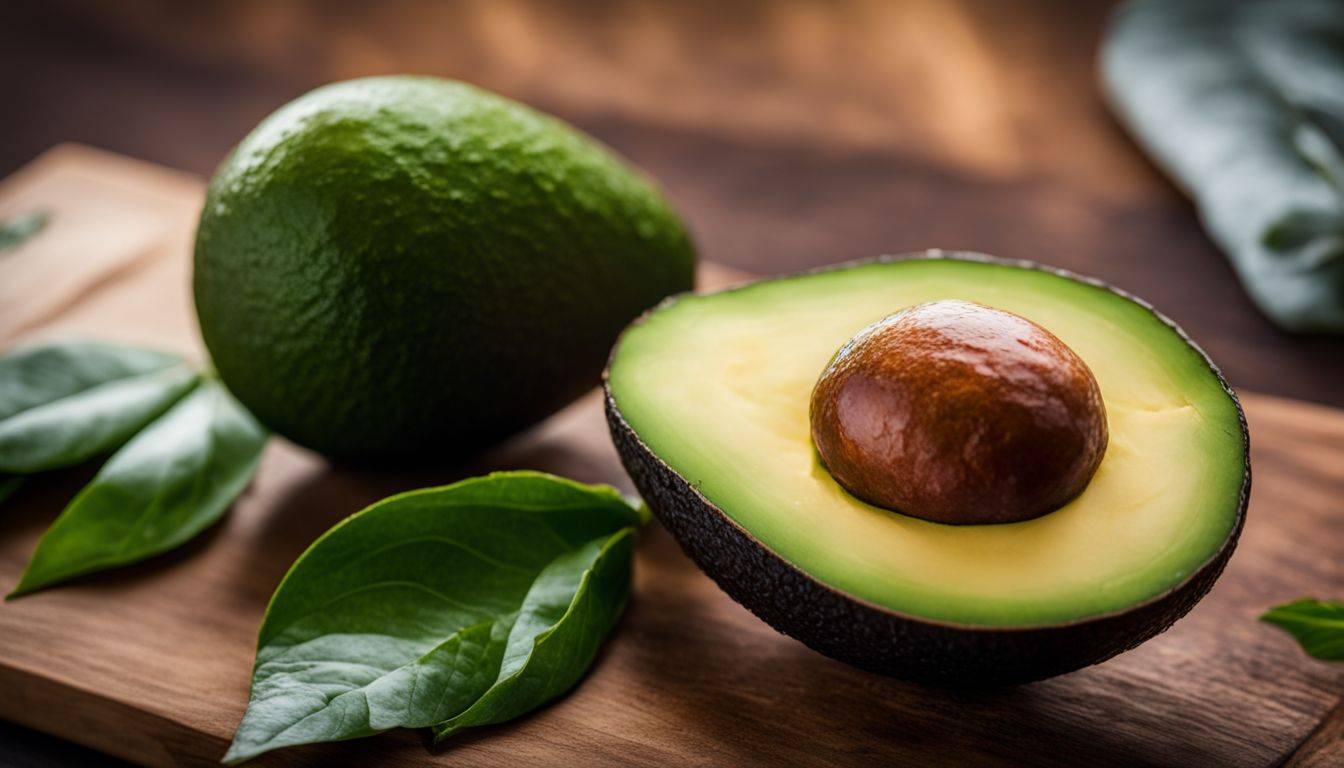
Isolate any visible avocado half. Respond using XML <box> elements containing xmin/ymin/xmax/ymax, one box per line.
<box><xmin>604</xmin><ymin>251</ymin><xmax>1249</xmax><ymax>685</ymax></box>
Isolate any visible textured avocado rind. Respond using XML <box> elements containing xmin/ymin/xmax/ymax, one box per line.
<box><xmin>604</xmin><ymin>250</ymin><xmax>1250</xmax><ymax>685</ymax></box>
<box><xmin>195</xmin><ymin>75</ymin><xmax>695</xmax><ymax>461</ymax></box>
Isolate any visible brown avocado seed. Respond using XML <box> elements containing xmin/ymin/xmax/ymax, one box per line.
<box><xmin>810</xmin><ymin>300</ymin><xmax>1108</xmax><ymax>525</ymax></box>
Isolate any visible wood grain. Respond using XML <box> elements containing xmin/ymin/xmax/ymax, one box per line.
<box><xmin>0</xmin><ymin>146</ymin><xmax>198</xmax><ymax>347</ymax></box>
<box><xmin>0</xmin><ymin>146</ymin><xmax>1340</xmax><ymax>767</ymax></box>
<box><xmin>1289</xmin><ymin>701</ymin><xmax>1344</xmax><ymax>768</ymax></box>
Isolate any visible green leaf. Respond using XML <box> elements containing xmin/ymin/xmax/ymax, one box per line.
<box><xmin>1261</xmin><ymin>598</ymin><xmax>1344</xmax><ymax>661</ymax></box>
<box><xmin>0</xmin><ymin>210</ymin><xmax>48</xmax><ymax>253</ymax></box>
<box><xmin>8</xmin><ymin>379</ymin><xmax>268</xmax><ymax>597</ymax></box>
<box><xmin>0</xmin><ymin>475</ymin><xmax>21</xmax><ymax>504</ymax></box>
<box><xmin>0</xmin><ymin>341</ymin><xmax>199</xmax><ymax>473</ymax></box>
<box><xmin>433</xmin><ymin>528</ymin><xmax>633</xmax><ymax>741</ymax></box>
<box><xmin>223</xmin><ymin>472</ymin><xmax>641</xmax><ymax>765</ymax></box>
<box><xmin>1101</xmin><ymin>0</ymin><xmax>1344</xmax><ymax>333</ymax></box>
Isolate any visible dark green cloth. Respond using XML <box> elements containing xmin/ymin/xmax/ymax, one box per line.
<box><xmin>1102</xmin><ymin>0</ymin><xmax>1344</xmax><ymax>333</ymax></box>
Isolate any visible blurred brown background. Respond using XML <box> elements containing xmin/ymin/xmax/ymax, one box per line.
<box><xmin>5</xmin><ymin>0</ymin><xmax>1344</xmax><ymax>411</ymax></box>
<box><xmin>1</xmin><ymin>1</ymin><xmax>1342</xmax><ymax>764</ymax></box>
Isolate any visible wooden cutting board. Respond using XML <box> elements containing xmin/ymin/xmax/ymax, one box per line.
<box><xmin>0</xmin><ymin>145</ymin><xmax>1340</xmax><ymax>768</ymax></box>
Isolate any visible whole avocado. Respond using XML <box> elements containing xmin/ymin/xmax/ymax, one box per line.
<box><xmin>194</xmin><ymin>76</ymin><xmax>695</xmax><ymax>460</ymax></box>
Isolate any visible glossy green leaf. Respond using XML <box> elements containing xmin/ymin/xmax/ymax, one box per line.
<box><xmin>0</xmin><ymin>475</ymin><xmax>21</xmax><ymax>504</ymax></box>
<box><xmin>0</xmin><ymin>341</ymin><xmax>199</xmax><ymax>473</ymax></box>
<box><xmin>1102</xmin><ymin>0</ymin><xmax>1344</xmax><ymax>333</ymax></box>
<box><xmin>223</xmin><ymin>472</ymin><xmax>641</xmax><ymax>764</ymax></box>
<box><xmin>432</xmin><ymin>528</ymin><xmax>633</xmax><ymax>741</ymax></box>
<box><xmin>1261</xmin><ymin>598</ymin><xmax>1344</xmax><ymax>660</ymax></box>
<box><xmin>8</xmin><ymin>378</ymin><xmax>268</xmax><ymax>597</ymax></box>
<box><xmin>0</xmin><ymin>210</ymin><xmax>48</xmax><ymax>252</ymax></box>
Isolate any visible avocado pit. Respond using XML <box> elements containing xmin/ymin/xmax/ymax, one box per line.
<box><xmin>810</xmin><ymin>299</ymin><xmax>1108</xmax><ymax>525</ymax></box>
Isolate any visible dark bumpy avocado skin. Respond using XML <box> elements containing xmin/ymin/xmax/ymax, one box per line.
<box><xmin>195</xmin><ymin>76</ymin><xmax>695</xmax><ymax>460</ymax></box>
<box><xmin>605</xmin><ymin>251</ymin><xmax>1250</xmax><ymax>685</ymax></box>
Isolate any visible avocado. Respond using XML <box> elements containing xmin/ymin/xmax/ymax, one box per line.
<box><xmin>195</xmin><ymin>76</ymin><xmax>695</xmax><ymax>460</ymax></box>
<box><xmin>605</xmin><ymin>251</ymin><xmax>1248</xmax><ymax>684</ymax></box>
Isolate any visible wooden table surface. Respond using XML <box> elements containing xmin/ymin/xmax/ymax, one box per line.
<box><xmin>0</xmin><ymin>140</ymin><xmax>1339</xmax><ymax>768</ymax></box>
<box><xmin>1</xmin><ymin>2</ymin><xmax>1342</xmax><ymax>766</ymax></box>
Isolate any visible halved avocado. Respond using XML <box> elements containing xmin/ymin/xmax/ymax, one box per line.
<box><xmin>605</xmin><ymin>251</ymin><xmax>1249</xmax><ymax>685</ymax></box>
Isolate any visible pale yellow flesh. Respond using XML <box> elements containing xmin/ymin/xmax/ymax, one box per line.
<box><xmin>610</xmin><ymin>259</ymin><xmax>1245</xmax><ymax>626</ymax></box>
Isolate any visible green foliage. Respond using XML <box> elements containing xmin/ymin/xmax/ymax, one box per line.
<box><xmin>9</xmin><ymin>379</ymin><xmax>267</xmax><ymax>597</ymax></box>
<box><xmin>0</xmin><ymin>341</ymin><xmax>269</xmax><ymax>595</ymax></box>
<box><xmin>225</xmin><ymin>472</ymin><xmax>641</xmax><ymax>764</ymax></box>
<box><xmin>0</xmin><ymin>210</ymin><xmax>48</xmax><ymax>252</ymax></box>
<box><xmin>1102</xmin><ymin>0</ymin><xmax>1344</xmax><ymax>332</ymax></box>
<box><xmin>0</xmin><ymin>341</ymin><xmax>198</xmax><ymax>473</ymax></box>
<box><xmin>1261</xmin><ymin>598</ymin><xmax>1344</xmax><ymax>661</ymax></box>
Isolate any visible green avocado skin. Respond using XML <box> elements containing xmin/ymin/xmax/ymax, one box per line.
<box><xmin>194</xmin><ymin>76</ymin><xmax>695</xmax><ymax>460</ymax></box>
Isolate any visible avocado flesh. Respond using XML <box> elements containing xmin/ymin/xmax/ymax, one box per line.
<box><xmin>608</xmin><ymin>257</ymin><xmax>1245</xmax><ymax>627</ymax></box>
